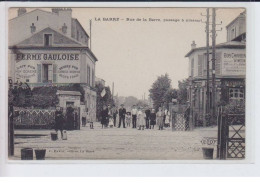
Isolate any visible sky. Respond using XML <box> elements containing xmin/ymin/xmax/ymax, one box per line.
<box><xmin>9</xmin><ymin>7</ymin><xmax>245</xmax><ymax>99</ymax></box>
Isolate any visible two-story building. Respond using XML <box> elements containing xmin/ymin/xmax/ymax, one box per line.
<box><xmin>185</xmin><ymin>11</ymin><xmax>246</xmax><ymax>127</ymax></box>
<box><xmin>9</xmin><ymin>8</ymin><xmax>98</xmax><ymax>123</ymax></box>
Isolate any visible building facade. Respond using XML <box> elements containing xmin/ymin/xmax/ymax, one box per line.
<box><xmin>185</xmin><ymin>11</ymin><xmax>246</xmax><ymax>127</ymax></box>
<box><xmin>9</xmin><ymin>8</ymin><xmax>98</xmax><ymax>123</ymax></box>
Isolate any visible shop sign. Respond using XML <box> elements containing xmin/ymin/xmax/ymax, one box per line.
<box><xmin>58</xmin><ymin>65</ymin><xmax>80</xmax><ymax>79</ymax></box>
<box><xmin>222</xmin><ymin>53</ymin><xmax>246</xmax><ymax>76</ymax></box>
<box><xmin>15</xmin><ymin>64</ymin><xmax>36</xmax><ymax>79</ymax></box>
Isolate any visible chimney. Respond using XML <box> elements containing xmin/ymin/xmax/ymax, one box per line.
<box><xmin>191</xmin><ymin>40</ymin><xmax>196</xmax><ymax>49</ymax></box>
<box><xmin>18</xmin><ymin>8</ymin><xmax>27</xmax><ymax>17</ymax></box>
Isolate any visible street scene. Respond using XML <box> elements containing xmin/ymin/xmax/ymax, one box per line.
<box><xmin>8</xmin><ymin>7</ymin><xmax>246</xmax><ymax>160</ymax></box>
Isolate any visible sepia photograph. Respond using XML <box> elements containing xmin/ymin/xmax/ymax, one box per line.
<box><xmin>7</xmin><ymin>7</ymin><xmax>246</xmax><ymax>160</ymax></box>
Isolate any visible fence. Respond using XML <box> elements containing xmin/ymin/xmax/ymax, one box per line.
<box><xmin>14</xmin><ymin>108</ymin><xmax>55</xmax><ymax>129</ymax></box>
<box><xmin>217</xmin><ymin>106</ymin><xmax>245</xmax><ymax>159</ymax></box>
<box><xmin>13</xmin><ymin>107</ymin><xmax>81</xmax><ymax>130</ymax></box>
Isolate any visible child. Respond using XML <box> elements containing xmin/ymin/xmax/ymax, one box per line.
<box><xmin>125</xmin><ymin>112</ymin><xmax>131</xmax><ymax>127</ymax></box>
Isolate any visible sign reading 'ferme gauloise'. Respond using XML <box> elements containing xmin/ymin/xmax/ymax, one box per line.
<box><xmin>16</xmin><ymin>53</ymin><xmax>80</xmax><ymax>61</ymax></box>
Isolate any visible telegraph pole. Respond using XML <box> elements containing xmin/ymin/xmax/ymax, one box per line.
<box><xmin>206</xmin><ymin>8</ymin><xmax>210</xmax><ymax>118</ymax></box>
<box><xmin>211</xmin><ymin>8</ymin><xmax>216</xmax><ymax>125</ymax></box>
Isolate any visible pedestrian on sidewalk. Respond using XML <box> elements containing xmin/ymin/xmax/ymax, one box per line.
<box><xmin>137</xmin><ymin>107</ymin><xmax>145</xmax><ymax>130</ymax></box>
<box><xmin>131</xmin><ymin>105</ymin><xmax>138</xmax><ymax>128</ymax></box>
<box><xmin>118</xmin><ymin>104</ymin><xmax>126</xmax><ymax>128</ymax></box>
<box><xmin>55</xmin><ymin>106</ymin><xmax>64</xmax><ymax>139</ymax></box>
<box><xmin>101</xmin><ymin>105</ymin><xmax>109</xmax><ymax>129</ymax></box>
<box><xmin>145</xmin><ymin>107</ymin><xmax>151</xmax><ymax>129</ymax></box>
<box><xmin>150</xmin><ymin>108</ymin><xmax>156</xmax><ymax>129</ymax></box>
<box><xmin>156</xmin><ymin>107</ymin><xmax>164</xmax><ymax>130</ymax></box>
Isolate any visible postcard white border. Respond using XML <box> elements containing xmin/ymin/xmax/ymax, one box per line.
<box><xmin>0</xmin><ymin>1</ymin><xmax>259</xmax><ymax>177</ymax></box>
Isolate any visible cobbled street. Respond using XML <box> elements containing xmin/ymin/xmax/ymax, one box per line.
<box><xmin>12</xmin><ymin>123</ymin><xmax>219</xmax><ymax>160</ymax></box>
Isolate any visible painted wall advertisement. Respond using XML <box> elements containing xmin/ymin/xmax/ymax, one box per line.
<box><xmin>222</xmin><ymin>51</ymin><xmax>246</xmax><ymax>76</ymax></box>
<box><xmin>15</xmin><ymin>53</ymin><xmax>81</xmax><ymax>83</ymax></box>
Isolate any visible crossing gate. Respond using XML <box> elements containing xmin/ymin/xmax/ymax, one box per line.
<box><xmin>217</xmin><ymin>106</ymin><xmax>245</xmax><ymax>159</ymax></box>
<box><xmin>171</xmin><ymin>105</ymin><xmax>189</xmax><ymax>131</ymax></box>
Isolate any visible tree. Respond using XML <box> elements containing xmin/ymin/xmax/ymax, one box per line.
<box><xmin>95</xmin><ymin>83</ymin><xmax>114</xmax><ymax>121</ymax></box>
<box><xmin>164</xmin><ymin>88</ymin><xmax>178</xmax><ymax>108</ymax></box>
<box><xmin>124</xmin><ymin>96</ymin><xmax>139</xmax><ymax>109</ymax></box>
<box><xmin>177</xmin><ymin>79</ymin><xmax>188</xmax><ymax>104</ymax></box>
<box><xmin>149</xmin><ymin>73</ymin><xmax>172</xmax><ymax>110</ymax></box>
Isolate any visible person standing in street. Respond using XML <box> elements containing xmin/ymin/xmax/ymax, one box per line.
<box><xmin>101</xmin><ymin>105</ymin><xmax>109</xmax><ymax>129</ymax></box>
<box><xmin>137</xmin><ymin>107</ymin><xmax>145</xmax><ymax>130</ymax></box>
<box><xmin>111</xmin><ymin>104</ymin><xmax>118</xmax><ymax>127</ymax></box>
<box><xmin>150</xmin><ymin>108</ymin><xmax>156</xmax><ymax>129</ymax></box>
<box><xmin>118</xmin><ymin>104</ymin><xmax>126</xmax><ymax>128</ymax></box>
<box><xmin>131</xmin><ymin>105</ymin><xmax>138</xmax><ymax>128</ymax></box>
<box><xmin>156</xmin><ymin>107</ymin><xmax>164</xmax><ymax>130</ymax></box>
<box><xmin>55</xmin><ymin>106</ymin><xmax>64</xmax><ymax>139</ymax></box>
<box><xmin>145</xmin><ymin>107</ymin><xmax>151</xmax><ymax>129</ymax></box>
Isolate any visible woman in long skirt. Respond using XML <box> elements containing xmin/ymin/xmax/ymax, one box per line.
<box><xmin>156</xmin><ymin>107</ymin><xmax>164</xmax><ymax>130</ymax></box>
<box><xmin>101</xmin><ymin>105</ymin><xmax>108</xmax><ymax>129</ymax></box>
<box><xmin>137</xmin><ymin>108</ymin><xmax>145</xmax><ymax>130</ymax></box>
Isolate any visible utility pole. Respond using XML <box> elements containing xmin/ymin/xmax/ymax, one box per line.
<box><xmin>211</xmin><ymin>8</ymin><xmax>216</xmax><ymax>125</ymax></box>
<box><xmin>206</xmin><ymin>8</ymin><xmax>210</xmax><ymax>118</ymax></box>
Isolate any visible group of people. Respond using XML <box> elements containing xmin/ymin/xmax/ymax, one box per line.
<box><xmin>100</xmin><ymin>104</ymin><xmax>172</xmax><ymax>130</ymax></box>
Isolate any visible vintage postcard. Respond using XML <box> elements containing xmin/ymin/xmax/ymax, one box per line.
<box><xmin>7</xmin><ymin>7</ymin><xmax>246</xmax><ymax>161</ymax></box>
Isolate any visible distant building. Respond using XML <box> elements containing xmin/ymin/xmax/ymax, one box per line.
<box><xmin>185</xmin><ymin>11</ymin><xmax>246</xmax><ymax>127</ymax></box>
<box><xmin>9</xmin><ymin>8</ymin><xmax>98</xmax><ymax>126</ymax></box>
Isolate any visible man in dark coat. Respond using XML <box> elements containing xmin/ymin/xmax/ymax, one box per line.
<box><xmin>66</xmin><ymin>104</ymin><xmax>75</xmax><ymax>130</ymax></box>
<box><xmin>101</xmin><ymin>105</ymin><xmax>109</xmax><ymax>128</ymax></box>
<box><xmin>55</xmin><ymin>106</ymin><xmax>64</xmax><ymax>139</ymax></box>
<box><xmin>145</xmin><ymin>107</ymin><xmax>151</xmax><ymax>129</ymax></box>
<box><xmin>118</xmin><ymin>104</ymin><xmax>126</xmax><ymax>128</ymax></box>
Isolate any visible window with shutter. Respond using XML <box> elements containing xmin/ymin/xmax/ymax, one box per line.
<box><xmin>53</xmin><ymin>64</ymin><xmax>57</xmax><ymax>83</ymax></box>
<box><xmin>37</xmin><ymin>64</ymin><xmax>42</xmax><ymax>82</ymax></box>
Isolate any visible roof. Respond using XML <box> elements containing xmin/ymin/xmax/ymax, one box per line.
<box><xmin>56</xmin><ymin>90</ymin><xmax>82</xmax><ymax>96</ymax></box>
<box><xmin>9</xmin><ymin>9</ymin><xmax>56</xmax><ymax>22</ymax></box>
<box><xmin>72</xmin><ymin>18</ymin><xmax>90</xmax><ymax>38</ymax></box>
<box><xmin>185</xmin><ymin>41</ymin><xmax>246</xmax><ymax>57</ymax></box>
<box><xmin>226</xmin><ymin>10</ymin><xmax>246</xmax><ymax>28</ymax></box>
<box><xmin>9</xmin><ymin>27</ymin><xmax>86</xmax><ymax>48</ymax></box>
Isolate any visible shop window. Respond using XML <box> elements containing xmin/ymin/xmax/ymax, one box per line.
<box><xmin>42</xmin><ymin>64</ymin><xmax>53</xmax><ymax>83</ymax></box>
<box><xmin>44</xmin><ymin>34</ymin><xmax>52</xmax><ymax>46</ymax></box>
<box><xmin>229</xmin><ymin>88</ymin><xmax>244</xmax><ymax>100</ymax></box>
